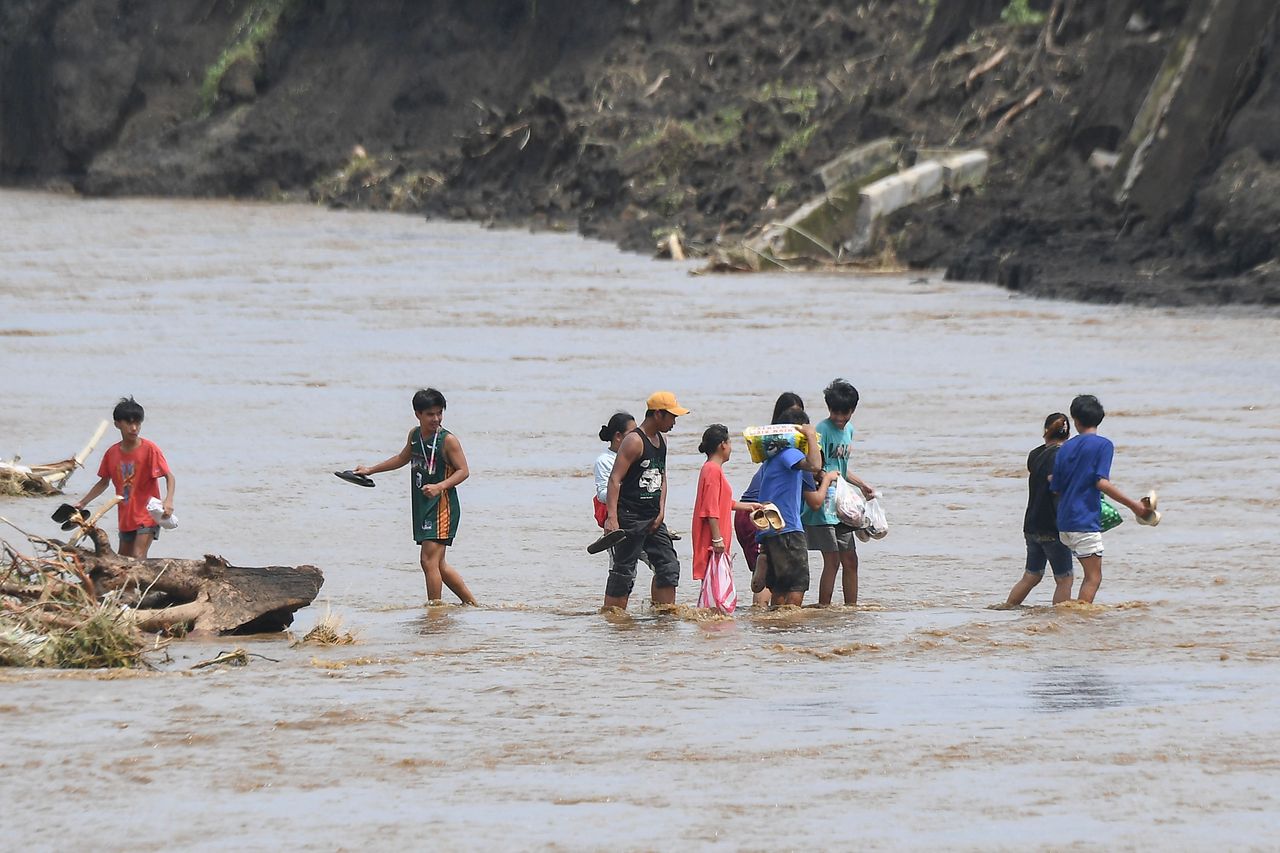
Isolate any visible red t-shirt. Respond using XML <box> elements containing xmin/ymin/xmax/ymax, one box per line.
<box><xmin>692</xmin><ymin>460</ymin><xmax>734</xmax><ymax>580</ymax></box>
<box><xmin>98</xmin><ymin>438</ymin><xmax>171</xmax><ymax>532</ymax></box>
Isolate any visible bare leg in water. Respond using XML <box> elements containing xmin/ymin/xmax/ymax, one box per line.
<box><xmin>420</xmin><ymin>541</ymin><xmax>477</xmax><ymax>605</ymax></box>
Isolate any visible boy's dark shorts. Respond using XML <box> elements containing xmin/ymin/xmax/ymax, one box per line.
<box><xmin>606</xmin><ymin>514</ymin><xmax>680</xmax><ymax>598</ymax></box>
<box><xmin>119</xmin><ymin>525</ymin><xmax>160</xmax><ymax>543</ymax></box>
<box><xmin>763</xmin><ymin>531</ymin><xmax>810</xmax><ymax>593</ymax></box>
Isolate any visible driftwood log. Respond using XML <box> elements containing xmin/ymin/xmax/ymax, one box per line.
<box><xmin>79</xmin><ymin>527</ymin><xmax>323</xmax><ymax>634</ymax></box>
<box><xmin>0</xmin><ymin>421</ymin><xmax>109</xmax><ymax>495</ymax></box>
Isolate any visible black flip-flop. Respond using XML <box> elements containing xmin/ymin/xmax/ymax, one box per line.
<box><xmin>334</xmin><ymin>470</ymin><xmax>376</xmax><ymax>487</ymax></box>
<box><xmin>587</xmin><ymin>528</ymin><xmax>629</xmax><ymax>554</ymax></box>
<box><xmin>60</xmin><ymin>508</ymin><xmax>90</xmax><ymax>531</ymax></box>
<box><xmin>51</xmin><ymin>503</ymin><xmax>80</xmax><ymax>523</ymax></box>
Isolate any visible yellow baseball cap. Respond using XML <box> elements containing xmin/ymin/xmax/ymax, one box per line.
<box><xmin>646</xmin><ymin>391</ymin><xmax>689</xmax><ymax>416</ymax></box>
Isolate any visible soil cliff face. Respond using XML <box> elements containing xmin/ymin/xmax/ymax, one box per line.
<box><xmin>1</xmin><ymin>0</ymin><xmax>1276</xmax><ymax>307</ymax></box>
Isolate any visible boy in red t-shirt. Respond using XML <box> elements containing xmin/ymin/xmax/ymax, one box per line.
<box><xmin>75</xmin><ymin>397</ymin><xmax>176</xmax><ymax>558</ymax></box>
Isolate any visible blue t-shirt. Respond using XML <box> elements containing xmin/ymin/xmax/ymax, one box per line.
<box><xmin>801</xmin><ymin>418</ymin><xmax>855</xmax><ymax>526</ymax></box>
<box><xmin>757</xmin><ymin>447</ymin><xmax>816</xmax><ymax>538</ymax></box>
<box><xmin>740</xmin><ymin>465</ymin><xmax>764</xmax><ymax>502</ymax></box>
<box><xmin>1052</xmin><ymin>433</ymin><xmax>1114</xmax><ymax>532</ymax></box>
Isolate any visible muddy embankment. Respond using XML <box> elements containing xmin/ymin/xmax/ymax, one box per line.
<box><xmin>1</xmin><ymin>0</ymin><xmax>1277</xmax><ymax>307</ymax></box>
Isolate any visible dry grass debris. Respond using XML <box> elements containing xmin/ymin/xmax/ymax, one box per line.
<box><xmin>0</xmin><ymin>521</ymin><xmax>148</xmax><ymax>669</ymax></box>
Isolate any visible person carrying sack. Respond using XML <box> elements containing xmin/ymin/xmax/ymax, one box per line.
<box><xmin>692</xmin><ymin>424</ymin><xmax>762</xmax><ymax>613</ymax></box>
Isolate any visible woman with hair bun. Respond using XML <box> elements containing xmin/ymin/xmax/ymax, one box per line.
<box><xmin>692</xmin><ymin>424</ymin><xmax>762</xmax><ymax>586</ymax></box>
<box><xmin>593</xmin><ymin>412</ymin><xmax>635</xmax><ymax>528</ymax></box>
<box><xmin>1004</xmin><ymin>412</ymin><xmax>1075</xmax><ymax>606</ymax></box>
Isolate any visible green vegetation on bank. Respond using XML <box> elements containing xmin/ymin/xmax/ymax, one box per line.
<box><xmin>198</xmin><ymin>0</ymin><xmax>298</xmax><ymax>116</ymax></box>
<box><xmin>758</xmin><ymin>82</ymin><xmax>820</xmax><ymax>169</ymax></box>
<box><xmin>1001</xmin><ymin>0</ymin><xmax>1045</xmax><ymax>26</ymax></box>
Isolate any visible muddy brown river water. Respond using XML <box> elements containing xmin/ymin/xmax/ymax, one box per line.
<box><xmin>1</xmin><ymin>190</ymin><xmax>1279</xmax><ymax>850</ymax></box>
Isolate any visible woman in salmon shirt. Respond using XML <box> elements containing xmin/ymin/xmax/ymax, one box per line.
<box><xmin>692</xmin><ymin>424</ymin><xmax>761</xmax><ymax>587</ymax></box>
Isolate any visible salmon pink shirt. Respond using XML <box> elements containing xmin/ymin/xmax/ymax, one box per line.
<box><xmin>98</xmin><ymin>439</ymin><xmax>170</xmax><ymax>533</ymax></box>
<box><xmin>692</xmin><ymin>460</ymin><xmax>734</xmax><ymax>580</ymax></box>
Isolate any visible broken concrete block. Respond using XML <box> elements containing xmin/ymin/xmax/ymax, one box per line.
<box><xmin>815</xmin><ymin>138</ymin><xmax>899</xmax><ymax>191</ymax></box>
<box><xmin>846</xmin><ymin>161</ymin><xmax>945</xmax><ymax>254</ymax></box>
<box><xmin>748</xmin><ymin>160</ymin><xmax>898</xmax><ymax>260</ymax></box>
<box><xmin>940</xmin><ymin>150</ymin><xmax>988</xmax><ymax>192</ymax></box>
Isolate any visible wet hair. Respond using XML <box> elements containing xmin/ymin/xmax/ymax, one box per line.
<box><xmin>412</xmin><ymin>388</ymin><xmax>447</xmax><ymax>412</ymax></box>
<box><xmin>113</xmin><ymin>396</ymin><xmax>144</xmax><ymax>423</ymax></box>
<box><xmin>1069</xmin><ymin>394</ymin><xmax>1105</xmax><ymax>428</ymax></box>
<box><xmin>1044</xmin><ymin>412</ymin><xmax>1070</xmax><ymax>441</ymax></box>
<box><xmin>698</xmin><ymin>424</ymin><xmax>730</xmax><ymax>455</ymax></box>
<box><xmin>773</xmin><ymin>406</ymin><xmax>810</xmax><ymax>426</ymax></box>
<box><xmin>599</xmin><ymin>411</ymin><xmax>635</xmax><ymax>442</ymax></box>
<box><xmin>823</xmin><ymin>378</ymin><xmax>859</xmax><ymax>414</ymax></box>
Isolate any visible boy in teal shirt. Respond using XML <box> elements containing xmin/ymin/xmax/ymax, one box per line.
<box><xmin>802</xmin><ymin>379</ymin><xmax>877</xmax><ymax>606</ymax></box>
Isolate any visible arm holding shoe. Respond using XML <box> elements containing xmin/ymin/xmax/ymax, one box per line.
<box><xmin>1098</xmin><ymin>478</ymin><xmax>1149</xmax><ymax>518</ymax></box>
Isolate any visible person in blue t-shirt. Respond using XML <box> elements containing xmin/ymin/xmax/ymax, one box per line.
<box><xmin>1051</xmin><ymin>395</ymin><xmax>1161</xmax><ymax>603</ymax></box>
<box><xmin>737</xmin><ymin>392</ymin><xmax>805</xmax><ymax>606</ymax></box>
<box><xmin>801</xmin><ymin>378</ymin><xmax>878</xmax><ymax>607</ymax></box>
<box><xmin>756</xmin><ymin>407</ymin><xmax>838</xmax><ymax>606</ymax></box>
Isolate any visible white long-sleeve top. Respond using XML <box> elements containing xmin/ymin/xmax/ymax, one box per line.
<box><xmin>593</xmin><ymin>449</ymin><xmax>616</xmax><ymax>503</ymax></box>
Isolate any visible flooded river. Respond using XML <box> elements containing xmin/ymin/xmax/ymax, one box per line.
<box><xmin>1</xmin><ymin>190</ymin><xmax>1278</xmax><ymax>850</ymax></box>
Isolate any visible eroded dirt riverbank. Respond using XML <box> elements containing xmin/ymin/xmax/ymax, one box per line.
<box><xmin>2</xmin><ymin>1</ymin><xmax>1277</xmax><ymax>307</ymax></box>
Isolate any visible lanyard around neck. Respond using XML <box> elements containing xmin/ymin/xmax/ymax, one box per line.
<box><xmin>418</xmin><ymin>428</ymin><xmax>440</xmax><ymax>475</ymax></box>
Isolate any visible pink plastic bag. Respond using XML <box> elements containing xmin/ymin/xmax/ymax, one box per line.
<box><xmin>697</xmin><ymin>550</ymin><xmax>738</xmax><ymax>614</ymax></box>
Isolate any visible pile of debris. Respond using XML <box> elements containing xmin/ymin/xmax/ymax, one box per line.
<box><xmin>0</xmin><ymin>516</ymin><xmax>324</xmax><ymax>669</ymax></box>
<box><xmin>0</xmin><ymin>522</ymin><xmax>147</xmax><ymax>668</ymax></box>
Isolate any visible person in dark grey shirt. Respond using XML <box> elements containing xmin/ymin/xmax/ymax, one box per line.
<box><xmin>1004</xmin><ymin>413</ymin><xmax>1075</xmax><ymax>606</ymax></box>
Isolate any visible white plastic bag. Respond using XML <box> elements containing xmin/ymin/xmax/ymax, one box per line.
<box><xmin>834</xmin><ymin>478</ymin><xmax>866</xmax><ymax>528</ymax></box>
<box><xmin>863</xmin><ymin>496</ymin><xmax>889</xmax><ymax>539</ymax></box>
<box><xmin>697</xmin><ymin>550</ymin><xmax>738</xmax><ymax>614</ymax></box>
<box><xmin>146</xmin><ymin>497</ymin><xmax>179</xmax><ymax>530</ymax></box>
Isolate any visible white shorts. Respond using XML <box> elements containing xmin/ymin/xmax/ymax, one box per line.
<box><xmin>1059</xmin><ymin>531</ymin><xmax>1104</xmax><ymax>558</ymax></box>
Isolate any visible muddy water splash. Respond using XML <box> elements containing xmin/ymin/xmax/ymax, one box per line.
<box><xmin>1</xmin><ymin>191</ymin><xmax>1279</xmax><ymax>848</ymax></box>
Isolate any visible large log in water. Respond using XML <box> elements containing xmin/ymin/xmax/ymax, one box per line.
<box><xmin>81</xmin><ymin>528</ymin><xmax>323</xmax><ymax>634</ymax></box>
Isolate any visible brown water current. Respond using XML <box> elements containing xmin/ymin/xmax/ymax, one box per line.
<box><xmin>1</xmin><ymin>190</ymin><xmax>1279</xmax><ymax>850</ymax></box>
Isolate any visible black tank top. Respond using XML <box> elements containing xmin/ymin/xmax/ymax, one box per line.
<box><xmin>618</xmin><ymin>428</ymin><xmax>666</xmax><ymax>516</ymax></box>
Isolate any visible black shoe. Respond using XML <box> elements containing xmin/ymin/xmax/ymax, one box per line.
<box><xmin>587</xmin><ymin>529</ymin><xmax>629</xmax><ymax>554</ymax></box>
<box><xmin>51</xmin><ymin>503</ymin><xmax>80</xmax><ymax>523</ymax></box>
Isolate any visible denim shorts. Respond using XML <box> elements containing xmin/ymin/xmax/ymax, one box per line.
<box><xmin>119</xmin><ymin>525</ymin><xmax>160</xmax><ymax>543</ymax></box>
<box><xmin>1024</xmin><ymin>533</ymin><xmax>1073</xmax><ymax>578</ymax></box>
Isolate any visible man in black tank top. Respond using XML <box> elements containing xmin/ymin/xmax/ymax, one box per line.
<box><xmin>603</xmin><ymin>391</ymin><xmax>689</xmax><ymax>610</ymax></box>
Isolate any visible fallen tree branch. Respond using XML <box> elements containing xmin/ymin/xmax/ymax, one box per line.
<box><xmin>2</xmin><ymin>517</ymin><xmax>323</xmax><ymax>668</ymax></box>
<box><xmin>992</xmin><ymin>86</ymin><xmax>1046</xmax><ymax>134</ymax></box>
<box><xmin>965</xmin><ymin>46</ymin><xmax>1009</xmax><ymax>91</ymax></box>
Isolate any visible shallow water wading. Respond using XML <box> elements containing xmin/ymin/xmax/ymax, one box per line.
<box><xmin>0</xmin><ymin>0</ymin><xmax>1276</xmax><ymax>306</ymax></box>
